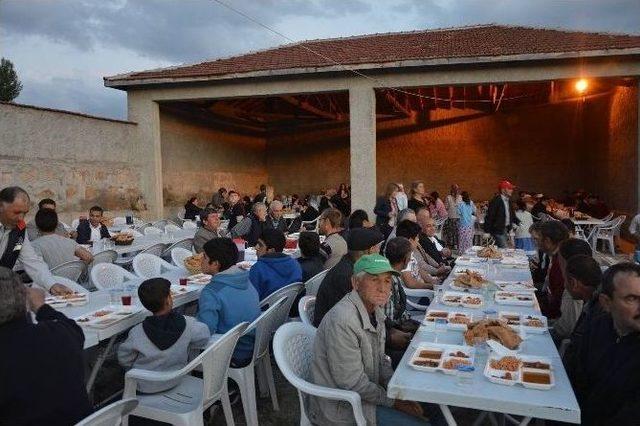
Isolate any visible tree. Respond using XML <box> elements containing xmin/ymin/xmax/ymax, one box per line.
<box><xmin>0</xmin><ymin>58</ymin><xmax>23</xmax><ymax>102</ymax></box>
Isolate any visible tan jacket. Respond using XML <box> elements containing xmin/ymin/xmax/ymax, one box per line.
<box><xmin>309</xmin><ymin>290</ymin><xmax>394</xmax><ymax>425</ymax></box>
<box><xmin>193</xmin><ymin>227</ymin><xmax>228</xmax><ymax>253</ymax></box>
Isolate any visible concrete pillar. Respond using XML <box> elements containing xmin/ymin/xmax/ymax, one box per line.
<box><xmin>349</xmin><ymin>86</ymin><xmax>377</xmax><ymax>219</ymax></box>
<box><xmin>637</xmin><ymin>79</ymin><xmax>640</xmax><ymax>213</ymax></box>
<box><xmin>127</xmin><ymin>92</ymin><xmax>163</xmax><ymax>219</ymax></box>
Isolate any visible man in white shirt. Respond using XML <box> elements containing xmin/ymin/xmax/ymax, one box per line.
<box><xmin>0</xmin><ymin>186</ymin><xmax>72</xmax><ymax>295</ymax></box>
<box><xmin>75</xmin><ymin>206</ymin><xmax>110</xmax><ymax>244</ymax></box>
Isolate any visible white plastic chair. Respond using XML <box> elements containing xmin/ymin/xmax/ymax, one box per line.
<box><xmin>300</xmin><ymin>218</ymin><xmax>318</xmax><ymax>232</ymax></box>
<box><xmin>434</xmin><ymin>217</ymin><xmax>446</xmax><ymax>240</ymax></box>
<box><xmin>50</xmin><ymin>259</ymin><xmax>87</xmax><ymax>282</ymax></box>
<box><xmin>162</xmin><ymin>238</ymin><xmax>193</xmax><ymax>258</ymax></box>
<box><xmin>113</xmin><ymin>217</ymin><xmax>127</xmax><ymax>226</ymax></box>
<box><xmin>182</xmin><ymin>220</ymin><xmax>198</xmax><ymax>230</ymax></box>
<box><xmin>90</xmin><ymin>263</ymin><xmax>138</xmax><ymax>290</ymax></box>
<box><xmin>92</xmin><ymin>250</ymin><xmax>118</xmax><ymax>266</ymax></box>
<box><xmin>171</xmin><ymin>247</ymin><xmax>193</xmax><ymax>268</ymax></box>
<box><xmin>151</xmin><ymin>219</ymin><xmax>169</xmax><ymax>230</ymax></box>
<box><xmin>75</xmin><ymin>398</ymin><xmax>138</xmax><ymax>426</ymax></box>
<box><xmin>273</xmin><ymin>322</ymin><xmax>366</xmax><ymax>426</ymax></box>
<box><xmin>140</xmin><ymin>243</ymin><xmax>168</xmax><ymax>258</ymax></box>
<box><xmin>602</xmin><ymin>212</ymin><xmax>614</xmax><ymax>222</ymax></box>
<box><xmin>298</xmin><ymin>295</ymin><xmax>316</xmax><ymax>327</ymax></box>
<box><xmin>403</xmin><ymin>285</ymin><xmax>434</xmax><ymax>312</ymax></box>
<box><xmin>51</xmin><ymin>275</ymin><xmax>89</xmax><ymax>294</ymax></box>
<box><xmin>132</xmin><ymin>253</ymin><xmax>178</xmax><ymax>279</ymax></box>
<box><xmin>229</xmin><ymin>297</ymin><xmax>287</xmax><ymax>426</ymax></box>
<box><xmin>259</xmin><ymin>281</ymin><xmax>304</xmax><ymax>325</ymax></box>
<box><xmin>304</xmin><ymin>269</ymin><xmax>329</xmax><ymax>297</ymax></box>
<box><xmin>71</xmin><ymin>218</ymin><xmax>80</xmax><ymax>231</ymax></box>
<box><xmin>164</xmin><ymin>224</ymin><xmax>182</xmax><ymax>233</ymax></box>
<box><xmin>123</xmin><ymin>322</ymin><xmax>248</xmax><ymax>426</ymax></box>
<box><xmin>593</xmin><ymin>216</ymin><xmax>626</xmax><ymax>255</ymax></box>
<box><xmin>135</xmin><ymin>223</ymin><xmax>151</xmax><ymax>233</ymax></box>
<box><xmin>144</xmin><ymin>226</ymin><xmax>163</xmax><ymax>236</ymax></box>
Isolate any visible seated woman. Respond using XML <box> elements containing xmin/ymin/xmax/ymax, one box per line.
<box><xmin>184</xmin><ymin>196</ymin><xmax>202</xmax><ymax>221</ymax></box>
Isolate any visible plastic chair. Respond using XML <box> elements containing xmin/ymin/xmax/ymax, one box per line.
<box><xmin>71</xmin><ymin>218</ymin><xmax>80</xmax><ymax>231</ymax></box>
<box><xmin>144</xmin><ymin>226</ymin><xmax>163</xmax><ymax>236</ymax></box>
<box><xmin>51</xmin><ymin>275</ymin><xmax>90</xmax><ymax>294</ymax></box>
<box><xmin>132</xmin><ymin>253</ymin><xmax>178</xmax><ymax>279</ymax></box>
<box><xmin>298</xmin><ymin>295</ymin><xmax>316</xmax><ymax>327</ymax></box>
<box><xmin>92</xmin><ymin>250</ymin><xmax>118</xmax><ymax>266</ymax></box>
<box><xmin>113</xmin><ymin>217</ymin><xmax>127</xmax><ymax>226</ymax></box>
<box><xmin>140</xmin><ymin>243</ymin><xmax>168</xmax><ymax>258</ymax></box>
<box><xmin>75</xmin><ymin>398</ymin><xmax>138</xmax><ymax>426</ymax></box>
<box><xmin>229</xmin><ymin>297</ymin><xmax>287</xmax><ymax>426</ymax></box>
<box><xmin>50</xmin><ymin>259</ymin><xmax>87</xmax><ymax>282</ymax></box>
<box><xmin>602</xmin><ymin>212</ymin><xmax>614</xmax><ymax>222</ymax></box>
<box><xmin>403</xmin><ymin>285</ymin><xmax>434</xmax><ymax>311</ymax></box>
<box><xmin>273</xmin><ymin>322</ymin><xmax>366</xmax><ymax>426</ymax></box>
<box><xmin>434</xmin><ymin>217</ymin><xmax>446</xmax><ymax>240</ymax></box>
<box><xmin>164</xmin><ymin>224</ymin><xmax>182</xmax><ymax>233</ymax></box>
<box><xmin>304</xmin><ymin>269</ymin><xmax>329</xmax><ymax>297</ymax></box>
<box><xmin>135</xmin><ymin>223</ymin><xmax>151</xmax><ymax>233</ymax></box>
<box><xmin>123</xmin><ymin>322</ymin><xmax>248</xmax><ymax>426</ymax></box>
<box><xmin>259</xmin><ymin>281</ymin><xmax>304</xmax><ymax>325</ymax></box>
<box><xmin>593</xmin><ymin>216</ymin><xmax>626</xmax><ymax>255</ymax></box>
<box><xmin>171</xmin><ymin>247</ymin><xmax>193</xmax><ymax>268</ymax></box>
<box><xmin>90</xmin><ymin>263</ymin><xmax>138</xmax><ymax>290</ymax></box>
<box><xmin>151</xmin><ymin>220</ymin><xmax>169</xmax><ymax>230</ymax></box>
<box><xmin>300</xmin><ymin>218</ymin><xmax>318</xmax><ymax>232</ymax></box>
<box><xmin>182</xmin><ymin>221</ymin><xmax>198</xmax><ymax>230</ymax></box>
<box><xmin>161</xmin><ymin>238</ymin><xmax>193</xmax><ymax>258</ymax></box>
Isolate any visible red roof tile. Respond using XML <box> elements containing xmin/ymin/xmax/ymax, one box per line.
<box><xmin>105</xmin><ymin>24</ymin><xmax>640</xmax><ymax>85</ymax></box>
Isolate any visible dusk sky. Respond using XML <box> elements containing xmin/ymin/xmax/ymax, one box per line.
<box><xmin>2</xmin><ymin>0</ymin><xmax>639</xmax><ymax>120</ymax></box>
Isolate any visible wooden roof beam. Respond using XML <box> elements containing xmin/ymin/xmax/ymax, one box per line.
<box><xmin>384</xmin><ymin>90</ymin><xmax>412</xmax><ymax>117</ymax></box>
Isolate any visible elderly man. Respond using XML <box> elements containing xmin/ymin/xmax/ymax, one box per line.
<box><xmin>484</xmin><ymin>180</ymin><xmax>520</xmax><ymax>248</ymax></box>
<box><xmin>566</xmin><ymin>262</ymin><xmax>640</xmax><ymax>425</ymax></box>
<box><xmin>26</xmin><ymin>198</ymin><xmax>68</xmax><ymax>240</ymax></box>
<box><xmin>75</xmin><ymin>205</ymin><xmax>110</xmax><ymax>244</ymax></box>
<box><xmin>417</xmin><ymin>212</ymin><xmax>453</xmax><ymax>268</ymax></box>
<box><xmin>0</xmin><ymin>267</ymin><xmax>92</xmax><ymax>424</ymax></box>
<box><xmin>310</xmin><ymin>254</ymin><xmax>427</xmax><ymax>426</ymax></box>
<box><xmin>193</xmin><ymin>208</ymin><xmax>228</xmax><ymax>253</ymax></box>
<box><xmin>267</xmin><ymin>200</ymin><xmax>287</xmax><ymax>233</ymax></box>
<box><xmin>0</xmin><ymin>187</ymin><xmax>72</xmax><ymax>295</ymax></box>
<box><xmin>319</xmin><ymin>207</ymin><xmax>348</xmax><ymax>269</ymax></box>
<box><xmin>231</xmin><ymin>202</ymin><xmax>269</xmax><ymax>247</ymax></box>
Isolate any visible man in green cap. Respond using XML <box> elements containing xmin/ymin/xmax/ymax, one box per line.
<box><xmin>309</xmin><ymin>254</ymin><xmax>428</xmax><ymax>425</ymax></box>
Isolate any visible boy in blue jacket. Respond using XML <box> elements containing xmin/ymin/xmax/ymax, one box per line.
<box><xmin>197</xmin><ymin>238</ymin><xmax>260</xmax><ymax>367</ymax></box>
<box><xmin>250</xmin><ymin>228</ymin><xmax>303</xmax><ymax>300</ymax></box>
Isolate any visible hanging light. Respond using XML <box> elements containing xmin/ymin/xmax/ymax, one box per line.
<box><xmin>575</xmin><ymin>79</ymin><xmax>588</xmax><ymax>94</ymax></box>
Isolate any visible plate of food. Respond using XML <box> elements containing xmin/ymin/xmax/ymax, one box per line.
<box><xmin>423</xmin><ymin>310</ymin><xmax>449</xmax><ymax>323</ymax></box>
<box><xmin>464</xmin><ymin>319</ymin><xmax>523</xmax><ymax>350</ymax></box>
<box><xmin>169</xmin><ymin>284</ymin><xmax>198</xmax><ymax>298</ymax></box>
<box><xmin>45</xmin><ymin>292</ymin><xmax>88</xmax><ymax>308</ymax></box>
<box><xmin>498</xmin><ymin>312</ymin><xmax>548</xmax><ymax>333</ymax></box>
<box><xmin>495</xmin><ymin>291</ymin><xmax>536</xmax><ymax>306</ymax></box>
<box><xmin>183</xmin><ymin>253</ymin><xmax>204</xmax><ymax>275</ymax></box>
<box><xmin>186</xmin><ymin>273</ymin><xmax>212</xmax><ymax>285</ymax></box>
<box><xmin>494</xmin><ymin>281</ymin><xmax>535</xmax><ymax>292</ymax></box>
<box><xmin>74</xmin><ymin>305</ymin><xmax>142</xmax><ymax>329</ymax></box>
<box><xmin>111</xmin><ymin>233</ymin><xmax>135</xmax><ymax>246</ymax></box>
<box><xmin>442</xmin><ymin>291</ymin><xmax>484</xmax><ymax>309</ymax></box>
<box><xmin>451</xmin><ymin>269</ymin><xmax>489</xmax><ymax>290</ymax></box>
<box><xmin>477</xmin><ymin>245</ymin><xmax>503</xmax><ymax>260</ymax></box>
<box><xmin>409</xmin><ymin>342</ymin><xmax>475</xmax><ymax>375</ymax></box>
<box><xmin>484</xmin><ymin>354</ymin><xmax>554</xmax><ymax>390</ymax></box>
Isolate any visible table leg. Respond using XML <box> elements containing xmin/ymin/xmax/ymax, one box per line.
<box><xmin>439</xmin><ymin>404</ymin><xmax>457</xmax><ymax>426</ymax></box>
<box><xmin>472</xmin><ymin>411</ymin><xmax>488</xmax><ymax>426</ymax></box>
<box><xmin>86</xmin><ymin>335</ymin><xmax>117</xmax><ymax>398</ymax></box>
<box><xmin>517</xmin><ymin>417</ymin><xmax>532</xmax><ymax>426</ymax></box>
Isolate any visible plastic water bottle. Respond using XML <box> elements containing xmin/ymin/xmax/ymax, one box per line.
<box><xmin>456</xmin><ymin>365</ymin><xmax>475</xmax><ymax>388</ymax></box>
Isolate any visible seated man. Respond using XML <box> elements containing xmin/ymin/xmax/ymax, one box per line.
<box><xmin>266</xmin><ymin>200</ymin><xmax>288</xmax><ymax>233</ymax></box>
<box><xmin>231</xmin><ymin>202</ymin><xmax>269</xmax><ymax>247</ymax></box>
<box><xmin>318</xmin><ymin>208</ymin><xmax>348</xmax><ymax>269</ymax></box>
<box><xmin>224</xmin><ymin>190</ymin><xmax>245</xmax><ymax>230</ymax></box>
<box><xmin>297</xmin><ymin>231</ymin><xmax>325</xmax><ymax>282</ymax></box>
<box><xmin>313</xmin><ymin>227</ymin><xmax>384</xmax><ymax>327</ymax></box>
<box><xmin>417</xmin><ymin>214</ymin><xmax>453</xmax><ymax>267</ymax></box>
<box><xmin>75</xmin><ymin>205</ymin><xmax>110</xmax><ymax>244</ymax></box>
<box><xmin>395</xmin><ymin>220</ymin><xmax>440</xmax><ymax>289</ymax></box>
<box><xmin>348</xmin><ymin>209</ymin><xmax>373</xmax><ymax>229</ymax></box>
<box><xmin>566</xmin><ymin>262</ymin><xmax>640</xmax><ymax>425</ymax></box>
<box><xmin>0</xmin><ymin>267</ymin><xmax>92</xmax><ymax>425</ymax></box>
<box><xmin>31</xmin><ymin>208</ymin><xmax>93</xmax><ymax>269</ymax></box>
<box><xmin>26</xmin><ymin>198</ymin><xmax>68</xmax><ymax>240</ymax></box>
<box><xmin>249</xmin><ymin>228</ymin><xmax>302</xmax><ymax>300</ymax></box>
<box><xmin>193</xmin><ymin>208</ymin><xmax>227</xmax><ymax>253</ymax></box>
<box><xmin>117</xmin><ymin>278</ymin><xmax>210</xmax><ymax>393</ymax></box>
<box><xmin>197</xmin><ymin>238</ymin><xmax>261</xmax><ymax>367</ymax></box>
<box><xmin>309</xmin><ymin>254</ymin><xmax>428</xmax><ymax>426</ymax></box>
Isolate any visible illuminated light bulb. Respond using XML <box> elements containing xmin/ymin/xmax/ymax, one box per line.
<box><xmin>575</xmin><ymin>79</ymin><xmax>588</xmax><ymax>93</ymax></box>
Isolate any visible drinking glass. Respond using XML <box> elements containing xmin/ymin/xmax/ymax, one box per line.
<box><xmin>456</xmin><ymin>365</ymin><xmax>475</xmax><ymax>388</ymax></box>
<box><xmin>434</xmin><ymin>318</ymin><xmax>447</xmax><ymax>343</ymax></box>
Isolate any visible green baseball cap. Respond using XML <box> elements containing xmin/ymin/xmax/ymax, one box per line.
<box><xmin>353</xmin><ymin>254</ymin><xmax>400</xmax><ymax>276</ymax></box>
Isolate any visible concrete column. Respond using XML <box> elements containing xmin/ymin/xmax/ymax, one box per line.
<box><xmin>349</xmin><ymin>86</ymin><xmax>377</xmax><ymax>219</ymax></box>
<box><xmin>127</xmin><ymin>92</ymin><xmax>163</xmax><ymax>219</ymax></box>
<box><xmin>637</xmin><ymin>79</ymin><xmax>640</xmax><ymax>213</ymax></box>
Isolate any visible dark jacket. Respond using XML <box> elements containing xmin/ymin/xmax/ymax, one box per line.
<box><xmin>298</xmin><ymin>255</ymin><xmax>325</xmax><ymax>282</ymax></box>
<box><xmin>245</xmin><ymin>215</ymin><xmax>269</xmax><ymax>247</ymax></box>
<box><xmin>226</xmin><ymin>203</ymin><xmax>245</xmax><ymax>230</ymax></box>
<box><xmin>407</xmin><ymin>197</ymin><xmax>427</xmax><ymax>214</ymax></box>
<box><xmin>0</xmin><ymin>305</ymin><xmax>92</xmax><ymax>425</ymax></box>
<box><xmin>300</xmin><ymin>206</ymin><xmax>319</xmax><ymax>223</ymax></box>
<box><xmin>76</xmin><ymin>219</ymin><xmax>110</xmax><ymax>244</ymax></box>
<box><xmin>531</xmin><ymin>202</ymin><xmax>547</xmax><ymax>218</ymax></box>
<box><xmin>565</xmin><ymin>313</ymin><xmax>640</xmax><ymax>425</ymax></box>
<box><xmin>249</xmin><ymin>252</ymin><xmax>303</xmax><ymax>300</ymax></box>
<box><xmin>184</xmin><ymin>202</ymin><xmax>202</xmax><ymax>221</ymax></box>
<box><xmin>563</xmin><ymin>296</ymin><xmax>605</xmax><ymax>383</ymax></box>
<box><xmin>330</xmin><ymin>194</ymin><xmax>350</xmax><ymax>217</ymax></box>
<box><xmin>484</xmin><ymin>194</ymin><xmax>519</xmax><ymax>235</ymax></box>
<box><xmin>373</xmin><ymin>197</ymin><xmax>393</xmax><ymax>228</ymax></box>
<box><xmin>267</xmin><ymin>215</ymin><xmax>288</xmax><ymax>233</ymax></box>
<box><xmin>313</xmin><ymin>254</ymin><xmax>355</xmax><ymax>327</ymax></box>
<box><xmin>419</xmin><ymin>233</ymin><xmax>447</xmax><ymax>265</ymax></box>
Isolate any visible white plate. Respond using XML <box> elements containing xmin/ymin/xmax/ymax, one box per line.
<box><xmin>45</xmin><ymin>292</ymin><xmax>88</xmax><ymax>307</ymax></box>
<box><xmin>170</xmin><ymin>284</ymin><xmax>199</xmax><ymax>297</ymax></box>
<box><xmin>187</xmin><ymin>273</ymin><xmax>212</xmax><ymax>284</ymax></box>
<box><xmin>495</xmin><ymin>291</ymin><xmax>535</xmax><ymax>306</ymax></box>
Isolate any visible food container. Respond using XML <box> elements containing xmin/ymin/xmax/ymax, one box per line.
<box><xmin>409</xmin><ymin>343</ymin><xmax>475</xmax><ymax>375</ymax></box>
<box><xmin>185</xmin><ymin>273</ymin><xmax>212</xmax><ymax>285</ymax></box>
<box><xmin>495</xmin><ymin>291</ymin><xmax>535</xmax><ymax>307</ymax></box>
<box><xmin>44</xmin><ymin>292</ymin><xmax>88</xmax><ymax>308</ymax></box>
<box><xmin>74</xmin><ymin>305</ymin><xmax>142</xmax><ymax>329</ymax></box>
<box><xmin>494</xmin><ymin>280</ymin><xmax>535</xmax><ymax>292</ymax></box>
<box><xmin>442</xmin><ymin>291</ymin><xmax>484</xmax><ymax>309</ymax></box>
<box><xmin>499</xmin><ymin>311</ymin><xmax>548</xmax><ymax>334</ymax></box>
<box><xmin>423</xmin><ymin>310</ymin><xmax>475</xmax><ymax>331</ymax></box>
<box><xmin>484</xmin><ymin>353</ymin><xmax>555</xmax><ymax>390</ymax></box>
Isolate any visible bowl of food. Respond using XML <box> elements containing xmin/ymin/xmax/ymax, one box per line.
<box><xmin>184</xmin><ymin>253</ymin><xmax>204</xmax><ymax>275</ymax></box>
<box><xmin>111</xmin><ymin>233</ymin><xmax>134</xmax><ymax>246</ymax></box>
<box><xmin>477</xmin><ymin>245</ymin><xmax>502</xmax><ymax>259</ymax></box>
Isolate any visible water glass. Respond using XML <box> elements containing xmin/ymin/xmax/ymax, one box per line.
<box><xmin>109</xmin><ymin>288</ymin><xmax>121</xmax><ymax>305</ymax></box>
<box><xmin>434</xmin><ymin>318</ymin><xmax>447</xmax><ymax>343</ymax></box>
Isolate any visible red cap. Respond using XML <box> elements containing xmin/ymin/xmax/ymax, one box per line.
<box><xmin>498</xmin><ymin>180</ymin><xmax>516</xmax><ymax>191</ymax></box>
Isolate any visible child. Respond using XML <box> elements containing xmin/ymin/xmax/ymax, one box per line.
<box><xmin>117</xmin><ymin>278</ymin><xmax>210</xmax><ymax>393</ymax></box>
<box><xmin>197</xmin><ymin>238</ymin><xmax>261</xmax><ymax>368</ymax></box>
<box><xmin>514</xmin><ymin>199</ymin><xmax>535</xmax><ymax>252</ymax></box>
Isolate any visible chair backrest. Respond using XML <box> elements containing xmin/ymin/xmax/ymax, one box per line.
<box><xmin>273</xmin><ymin>322</ymin><xmax>316</xmax><ymax>384</ymax></box>
<box><xmin>51</xmin><ymin>275</ymin><xmax>89</xmax><ymax>294</ymax></box>
<box><xmin>162</xmin><ymin>238</ymin><xmax>193</xmax><ymax>257</ymax></box>
<box><xmin>90</xmin><ymin>263</ymin><xmax>137</xmax><ymax>290</ymax></box>
<box><xmin>298</xmin><ymin>295</ymin><xmax>316</xmax><ymax>327</ymax></box>
<box><xmin>74</xmin><ymin>398</ymin><xmax>138</xmax><ymax>426</ymax></box>
<box><xmin>304</xmin><ymin>268</ymin><xmax>329</xmax><ymax>297</ymax></box>
<box><xmin>151</xmin><ymin>219</ymin><xmax>168</xmax><ymax>230</ymax></box>
<box><xmin>143</xmin><ymin>226</ymin><xmax>163</xmax><ymax>235</ymax></box>
<box><xmin>171</xmin><ymin>247</ymin><xmax>193</xmax><ymax>268</ymax></box>
<box><xmin>132</xmin><ymin>253</ymin><xmax>175</xmax><ymax>278</ymax></box>
<box><xmin>164</xmin><ymin>224</ymin><xmax>181</xmax><ymax>233</ymax></box>
<box><xmin>602</xmin><ymin>212</ymin><xmax>614</xmax><ymax>222</ymax></box>
<box><xmin>260</xmin><ymin>281</ymin><xmax>304</xmax><ymax>325</ymax></box>
<box><xmin>92</xmin><ymin>250</ymin><xmax>118</xmax><ymax>266</ymax></box>
<box><xmin>140</xmin><ymin>243</ymin><xmax>167</xmax><ymax>257</ymax></box>
<box><xmin>71</xmin><ymin>218</ymin><xmax>80</xmax><ymax>231</ymax></box>
<box><xmin>113</xmin><ymin>217</ymin><xmax>127</xmax><ymax>226</ymax></box>
<box><xmin>135</xmin><ymin>223</ymin><xmax>151</xmax><ymax>233</ymax></box>
<box><xmin>300</xmin><ymin>218</ymin><xmax>319</xmax><ymax>232</ymax></box>
<box><xmin>219</xmin><ymin>220</ymin><xmax>230</xmax><ymax>230</ymax></box>
<box><xmin>247</xmin><ymin>297</ymin><xmax>287</xmax><ymax>362</ymax></box>
<box><xmin>182</xmin><ymin>220</ymin><xmax>197</xmax><ymax>229</ymax></box>
<box><xmin>50</xmin><ymin>260</ymin><xmax>87</xmax><ymax>282</ymax></box>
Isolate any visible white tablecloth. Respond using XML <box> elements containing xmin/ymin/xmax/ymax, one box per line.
<box><xmin>92</xmin><ymin>229</ymin><xmax>196</xmax><ymax>255</ymax></box>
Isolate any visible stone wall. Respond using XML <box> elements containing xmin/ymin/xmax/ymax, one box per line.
<box><xmin>159</xmin><ymin>109</ymin><xmax>267</xmax><ymax>217</ymax></box>
<box><xmin>0</xmin><ymin>102</ymin><xmax>143</xmax><ymax>224</ymax></box>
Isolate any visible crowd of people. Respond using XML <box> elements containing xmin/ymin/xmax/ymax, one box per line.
<box><xmin>0</xmin><ymin>179</ymin><xmax>637</xmax><ymax>426</ymax></box>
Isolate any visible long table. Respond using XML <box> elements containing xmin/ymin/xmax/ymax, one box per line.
<box><xmin>91</xmin><ymin>229</ymin><xmax>196</xmax><ymax>255</ymax></box>
<box><xmin>387</xmin><ymin>257</ymin><xmax>581</xmax><ymax>424</ymax></box>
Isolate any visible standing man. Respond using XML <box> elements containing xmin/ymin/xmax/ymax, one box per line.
<box><xmin>0</xmin><ymin>186</ymin><xmax>72</xmax><ymax>295</ymax></box>
<box><xmin>75</xmin><ymin>205</ymin><xmax>110</xmax><ymax>244</ymax></box>
<box><xmin>484</xmin><ymin>180</ymin><xmax>520</xmax><ymax>248</ymax></box>
<box><xmin>193</xmin><ymin>208</ymin><xmax>228</xmax><ymax>253</ymax></box>
<box><xmin>253</xmin><ymin>184</ymin><xmax>267</xmax><ymax>204</ymax></box>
